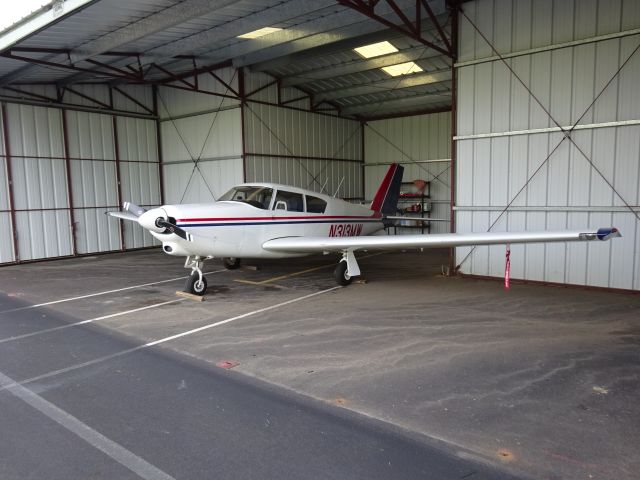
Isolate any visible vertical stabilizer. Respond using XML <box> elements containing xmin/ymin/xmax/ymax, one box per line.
<box><xmin>370</xmin><ymin>163</ymin><xmax>404</xmax><ymax>214</ymax></box>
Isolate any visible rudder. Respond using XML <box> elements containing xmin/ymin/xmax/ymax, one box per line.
<box><xmin>370</xmin><ymin>163</ymin><xmax>404</xmax><ymax>214</ymax></box>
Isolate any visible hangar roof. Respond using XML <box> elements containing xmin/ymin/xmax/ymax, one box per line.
<box><xmin>0</xmin><ymin>0</ymin><xmax>455</xmax><ymax>119</ymax></box>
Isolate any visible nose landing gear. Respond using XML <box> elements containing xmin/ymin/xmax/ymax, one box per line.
<box><xmin>184</xmin><ymin>256</ymin><xmax>207</xmax><ymax>296</ymax></box>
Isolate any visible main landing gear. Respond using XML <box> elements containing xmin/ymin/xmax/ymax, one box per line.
<box><xmin>184</xmin><ymin>256</ymin><xmax>207</xmax><ymax>296</ymax></box>
<box><xmin>334</xmin><ymin>261</ymin><xmax>352</xmax><ymax>286</ymax></box>
<box><xmin>334</xmin><ymin>250</ymin><xmax>360</xmax><ymax>286</ymax></box>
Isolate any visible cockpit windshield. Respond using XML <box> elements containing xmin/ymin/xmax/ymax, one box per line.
<box><xmin>218</xmin><ymin>186</ymin><xmax>273</xmax><ymax>210</ymax></box>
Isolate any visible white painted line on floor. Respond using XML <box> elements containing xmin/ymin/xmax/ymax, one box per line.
<box><xmin>0</xmin><ymin>299</ymin><xmax>184</xmax><ymax>344</ymax></box>
<box><xmin>144</xmin><ymin>286</ymin><xmax>341</xmax><ymax>347</ymax></box>
<box><xmin>0</xmin><ymin>269</ymin><xmax>226</xmax><ymax>314</ymax></box>
<box><xmin>0</xmin><ymin>369</ymin><xmax>175</xmax><ymax>480</ymax></box>
<box><xmin>1</xmin><ymin>286</ymin><xmax>341</xmax><ymax>392</ymax></box>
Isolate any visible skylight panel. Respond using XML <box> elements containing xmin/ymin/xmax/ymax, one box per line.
<box><xmin>381</xmin><ymin>62</ymin><xmax>424</xmax><ymax>77</ymax></box>
<box><xmin>237</xmin><ymin>27</ymin><xmax>282</xmax><ymax>39</ymax></box>
<box><xmin>354</xmin><ymin>41</ymin><xmax>398</xmax><ymax>58</ymax></box>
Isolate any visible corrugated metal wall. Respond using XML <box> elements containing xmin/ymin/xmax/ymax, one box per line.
<box><xmin>0</xmin><ymin>110</ymin><xmax>12</xmax><ymax>263</ymax></box>
<box><xmin>455</xmin><ymin>0</ymin><xmax>640</xmax><ymax>290</ymax></box>
<box><xmin>158</xmin><ymin>68</ymin><xmax>243</xmax><ymax>203</ymax></box>
<box><xmin>6</xmin><ymin>104</ymin><xmax>73</xmax><ymax>261</ymax></box>
<box><xmin>364</xmin><ymin>112</ymin><xmax>451</xmax><ymax>233</ymax></box>
<box><xmin>243</xmin><ymin>72</ymin><xmax>363</xmax><ymax>199</ymax></box>
<box><xmin>0</xmin><ymin>84</ymin><xmax>160</xmax><ymax>263</ymax></box>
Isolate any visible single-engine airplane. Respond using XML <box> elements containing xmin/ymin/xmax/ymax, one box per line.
<box><xmin>108</xmin><ymin>164</ymin><xmax>621</xmax><ymax>296</ymax></box>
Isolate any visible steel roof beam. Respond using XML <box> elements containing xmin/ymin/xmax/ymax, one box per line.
<box><xmin>229</xmin><ymin>4</ymin><xmax>410</xmax><ymax>68</ymax></box>
<box><xmin>361</xmin><ymin>105</ymin><xmax>450</xmax><ymax>121</ymax></box>
<box><xmin>340</xmin><ymin>92</ymin><xmax>450</xmax><ymax>115</ymax></box>
<box><xmin>314</xmin><ymin>68</ymin><xmax>451</xmax><ymax>102</ymax></box>
<box><xmin>0</xmin><ymin>0</ymin><xmax>99</xmax><ymax>53</ymax></box>
<box><xmin>141</xmin><ymin>0</ymin><xmax>337</xmax><ymax>63</ymax></box>
<box><xmin>0</xmin><ymin>52</ymin><xmax>140</xmax><ymax>82</ymax></box>
<box><xmin>0</xmin><ymin>0</ymin><xmax>240</xmax><ymax>86</ymax></box>
<box><xmin>68</xmin><ymin>0</ymin><xmax>243</xmax><ymax>64</ymax></box>
<box><xmin>336</xmin><ymin>0</ymin><xmax>451</xmax><ymax>56</ymax></box>
<box><xmin>247</xmin><ymin>28</ymin><xmax>408</xmax><ymax>73</ymax></box>
<box><xmin>279</xmin><ymin>46</ymin><xmax>444</xmax><ymax>87</ymax></box>
<box><xmin>50</xmin><ymin>0</ymin><xmax>338</xmax><ymax>86</ymax></box>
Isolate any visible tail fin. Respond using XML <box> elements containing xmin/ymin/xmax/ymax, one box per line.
<box><xmin>370</xmin><ymin>163</ymin><xmax>404</xmax><ymax>214</ymax></box>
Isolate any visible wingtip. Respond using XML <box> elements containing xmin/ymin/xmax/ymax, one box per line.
<box><xmin>597</xmin><ymin>227</ymin><xmax>622</xmax><ymax>240</ymax></box>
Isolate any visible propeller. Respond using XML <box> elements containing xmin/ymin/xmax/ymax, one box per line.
<box><xmin>110</xmin><ymin>202</ymin><xmax>193</xmax><ymax>243</ymax></box>
<box><xmin>123</xmin><ymin>202</ymin><xmax>147</xmax><ymax>217</ymax></box>
<box><xmin>154</xmin><ymin>217</ymin><xmax>193</xmax><ymax>242</ymax></box>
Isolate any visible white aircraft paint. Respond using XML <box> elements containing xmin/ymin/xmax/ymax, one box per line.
<box><xmin>107</xmin><ymin>164</ymin><xmax>621</xmax><ymax>295</ymax></box>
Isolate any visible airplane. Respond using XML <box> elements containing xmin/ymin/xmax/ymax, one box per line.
<box><xmin>107</xmin><ymin>164</ymin><xmax>621</xmax><ymax>296</ymax></box>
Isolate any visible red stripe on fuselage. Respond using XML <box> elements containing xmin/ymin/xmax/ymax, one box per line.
<box><xmin>177</xmin><ymin>214</ymin><xmax>382</xmax><ymax>222</ymax></box>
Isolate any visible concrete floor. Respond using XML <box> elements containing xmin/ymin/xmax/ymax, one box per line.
<box><xmin>1</xmin><ymin>248</ymin><xmax>639</xmax><ymax>479</ymax></box>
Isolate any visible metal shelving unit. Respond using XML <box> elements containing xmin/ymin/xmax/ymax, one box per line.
<box><xmin>390</xmin><ymin>181</ymin><xmax>431</xmax><ymax>234</ymax></box>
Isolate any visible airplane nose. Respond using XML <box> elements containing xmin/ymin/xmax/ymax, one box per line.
<box><xmin>138</xmin><ymin>207</ymin><xmax>168</xmax><ymax>233</ymax></box>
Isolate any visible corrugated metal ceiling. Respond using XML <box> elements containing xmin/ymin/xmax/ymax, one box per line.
<box><xmin>0</xmin><ymin>0</ymin><xmax>454</xmax><ymax>119</ymax></box>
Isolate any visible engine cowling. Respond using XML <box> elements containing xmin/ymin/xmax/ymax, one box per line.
<box><xmin>138</xmin><ymin>208</ymin><xmax>168</xmax><ymax>233</ymax></box>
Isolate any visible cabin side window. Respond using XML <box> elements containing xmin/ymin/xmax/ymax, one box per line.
<box><xmin>273</xmin><ymin>190</ymin><xmax>304</xmax><ymax>212</ymax></box>
<box><xmin>218</xmin><ymin>186</ymin><xmax>273</xmax><ymax>209</ymax></box>
<box><xmin>306</xmin><ymin>195</ymin><xmax>327</xmax><ymax>214</ymax></box>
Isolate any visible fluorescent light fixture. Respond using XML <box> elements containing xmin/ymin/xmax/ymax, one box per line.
<box><xmin>354</xmin><ymin>41</ymin><xmax>398</xmax><ymax>58</ymax></box>
<box><xmin>381</xmin><ymin>62</ymin><xmax>424</xmax><ymax>76</ymax></box>
<box><xmin>238</xmin><ymin>27</ymin><xmax>282</xmax><ymax>39</ymax></box>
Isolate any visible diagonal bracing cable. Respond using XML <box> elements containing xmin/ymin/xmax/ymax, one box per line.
<box><xmin>157</xmin><ymin>91</ymin><xmax>217</xmax><ymax>202</ymax></box>
<box><xmin>455</xmin><ymin>9</ymin><xmax>640</xmax><ymax>270</ymax></box>
<box><xmin>305</xmin><ymin>11</ymin><xmax>455</xmax><ymax>193</ymax></box>
<box><xmin>157</xmin><ymin>68</ymin><xmax>238</xmax><ymax>203</ymax></box>
<box><xmin>365</xmin><ymin>123</ymin><xmax>452</xmax><ymax>188</ymax></box>
<box><xmin>242</xmin><ymin>101</ymin><xmax>318</xmax><ymax>183</ymax></box>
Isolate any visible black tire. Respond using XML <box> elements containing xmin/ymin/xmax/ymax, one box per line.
<box><xmin>185</xmin><ymin>273</ymin><xmax>207</xmax><ymax>296</ymax></box>
<box><xmin>334</xmin><ymin>261</ymin><xmax>352</xmax><ymax>286</ymax></box>
<box><xmin>222</xmin><ymin>257</ymin><xmax>241</xmax><ymax>270</ymax></box>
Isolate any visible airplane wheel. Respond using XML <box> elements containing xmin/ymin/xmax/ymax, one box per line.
<box><xmin>223</xmin><ymin>257</ymin><xmax>241</xmax><ymax>270</ymax></box>
<box><xmin>185</xmin><ymin>273</ymin><xmax>207</xmax><ymax>296</ymax></box>
<box><xmin>334</xmin><ymin>261</ymin><xmax>352</xmax><ymax>286</ymax></box>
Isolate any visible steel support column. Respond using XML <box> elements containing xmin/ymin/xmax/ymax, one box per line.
<box><xmin>152</xmin><ymin>85</ymin><xmax>165</xmax><ymax>205</ymax></box>
<box><xmin>238</xmin><ymin>68</ymin><xmax>248</xmax><ymax>182</ymax></box>
<box><xmin>112</xmin><ymin>116</ymin><xmax>126</xmax><ymax>250</ymax></box>
<box><xmin>361</xmin><ymin>121</ymin><xmax>366</xmax><ymax>201</ymax></box>
<box><xmin>1</xmin><ymin>103</ymin><xmax>19</xmax><ymax>262</ymax></box>
<box><xmin>449</xmin><ymin>0</ymin><xmax>458</xmax><ymax>274</ymax></box>
<box><xmin>60</xmin><ymin>109</ymin><xmax>78</xmax><ymax>256</ymax></box>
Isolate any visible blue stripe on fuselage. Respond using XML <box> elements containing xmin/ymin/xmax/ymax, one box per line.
<box><xmin>177</xmin><ymin>219</ymin><xmax>381</xmax><ymax>227</ymax></box>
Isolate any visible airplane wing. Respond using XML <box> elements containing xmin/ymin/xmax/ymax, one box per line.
<box><xmin>262</xmin><ymin>228</ymin><xmax>621</xmax><ymax>254</ymax></box>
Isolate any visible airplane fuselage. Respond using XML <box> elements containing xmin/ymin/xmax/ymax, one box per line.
<box><xmin>109</xmin><ymin>163</ymin><xmax>621</xmax><ymax>297</ymax></box>
<box><xmin>144</xmin><ymin>183</ymin><xmax>384</xmax><ymax>259</ymax></box>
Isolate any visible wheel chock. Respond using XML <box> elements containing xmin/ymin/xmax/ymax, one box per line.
<box><xmin>175</xmin><ymin>291</ymin><xmax>205</xmax><ymax>301</ymax></box>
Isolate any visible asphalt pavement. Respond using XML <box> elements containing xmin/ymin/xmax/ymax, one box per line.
<box><xmin>0</xmin><ymin>294</ymin><xmax>521</xmax><ymax>480</ymax></box>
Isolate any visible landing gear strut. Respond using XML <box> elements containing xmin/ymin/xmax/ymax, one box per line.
<box><xmin>184</xmin><ymin>256</ymin><xmax>207</xmax><ymax>296</ymax></box>
<box><xmin>334</xmin><ymin>250</ymin><xmax>360</xmax><ymax>286</ymax></box>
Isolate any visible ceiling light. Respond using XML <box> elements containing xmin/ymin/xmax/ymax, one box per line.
<box><xmin>381</xmin><ymin>62</ymin><xmax>423</xmax><ymax>76</ymax></box>
<box><xmin>238</xmin><ymin>27</ymin><xmax>282</xmax><ymax>39</ymax></box>
<box><xmin>354</xmin><ymin>41</ymin><xmax>398</xmax><ymax>58</ymax></box>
